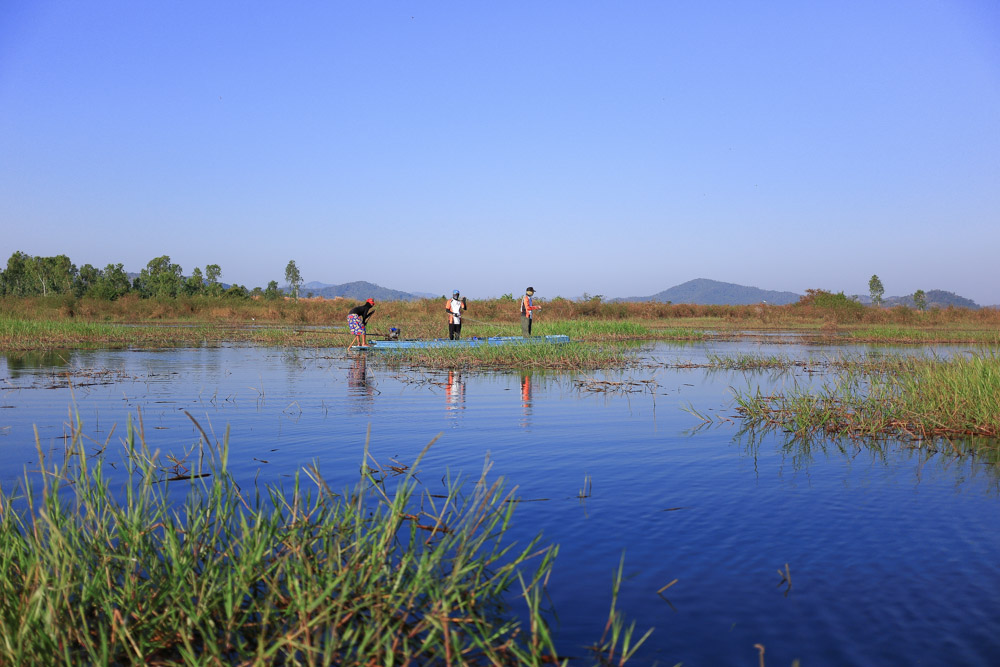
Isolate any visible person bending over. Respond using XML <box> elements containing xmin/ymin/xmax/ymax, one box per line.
<box><xmin>347</xmin><ymin>298</ymin><xmax>375</xmax><ymax>346</ymax></box>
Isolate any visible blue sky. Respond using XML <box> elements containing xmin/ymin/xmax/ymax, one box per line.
<box><xmin>2</xmin><ymin>1</ymin><xmax>998</xmax><ymax>303</ymax></box>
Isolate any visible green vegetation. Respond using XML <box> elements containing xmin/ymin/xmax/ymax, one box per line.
<box><xmin>0</xmin><ymin>414</ymin><xmax>649</xmax><ymax>665</ymax></box>
<box><xmin>869</xmin><ymin>274</ymin><xmax>885</xmax><ymax>307</ymax></box>
<box><xmin>285</xmin><ymin>259</ymin><xmax>302</xmax><ymax>299</ymax></box>
<box><xmin>728</xmin><ymin>351</ymin><xmax>1000</xmax><ymax>447</ymax></box>
<box><xmin>1</xmin><ymin>278</ymin><xmax>999</xmax><ymax>351</ymax></box>
<box><xmin>366</xmin><ymin>341</ymin><xmax>638</xmax><ymax>370</ymax></box>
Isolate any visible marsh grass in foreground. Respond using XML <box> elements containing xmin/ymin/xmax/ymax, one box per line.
<box><xmin>728</xmin><ymin>351</ymin><xmax>1000</xmax><ymax>450</ymax></box>
<box><xmin>0</xmin><ymin>413</ymin><xmax>650</xmax><ymax>665</ymax></box>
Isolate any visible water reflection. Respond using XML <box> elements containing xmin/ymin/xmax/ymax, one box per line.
<box><xmin>347</xmin><ymin>356</ymin><xmax>374</xmax><ymax>411</ymax></box>
<box><xmin>735</xmin><ymin>424</ymin><xmax>1000</xmax><ymax>491</ymax></box>
<box><xmin>444</xmin><ymin>370</ymin><xmax>465</xmax><ymax>416</ymax></box>
<box><xmin>4</xmin><ymin>349</ymin><xmax>74</xmax><ymax>377</ymax></box>
<box><xmin>519</xmin><ymin>374</ymin><xmax>532</xmax><ymax>428</ymax></box>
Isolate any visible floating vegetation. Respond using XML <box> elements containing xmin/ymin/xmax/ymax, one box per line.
<box><xmin>0</xmin><ymin>413</ymin><xmax>650</xmax><ymax>665</ymax></box>
<box><xmin>575</xmin><ymin>378</ymin><xmax>659</xmax><ymax>394</ymax></box>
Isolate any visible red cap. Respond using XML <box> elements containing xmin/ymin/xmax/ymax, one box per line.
<box><xmin>366</xmin><ymin>298</ymin><xmax>374</xmax><ymax>305</ymax></box>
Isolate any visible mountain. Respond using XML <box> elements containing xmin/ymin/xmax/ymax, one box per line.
<box><xmin>292</xmin><ymin>280</ymin><xmax>423</xmax><ymax>301</ymax></box>
<box><xmin>618</xmin><ymin>278</ymin><xmax>802</xmax><ymax>305</ymax></box>
<box><xmin>881</xmin><ymin>290</ymin><xmax>979</xmax><ymax>309</ymax></box>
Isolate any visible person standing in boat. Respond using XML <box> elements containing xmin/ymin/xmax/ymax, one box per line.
<box><xmin>520</xmin><ymin>287</ymin><xmax>541</xmax><ymax>337</ymax></box>
<box><xmin>445</xmin><ymin>290</ymin><xmax>467</xmax><ymax>340</ymax></box>
<box><xmin>347</xmin><ymin>298</ymin><xmax>375</xmax><ymax>347</ymax></box>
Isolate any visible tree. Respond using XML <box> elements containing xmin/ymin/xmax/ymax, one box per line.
<box><xmin>223</xmin><ymin>284</ymin><xmax>249</xmax><ymax>299</ymax></box>
<box><xmin>868</xmin><ymin>275</ymin><xmax>884</xmax><ymax>307</ymax></box>
<box><xmin>205</xmin><ymin>264</ymin><xmax>223</xmax><ymax>296</ymax></box>
<box><xmin>913</xmin><ymin>289</ymin><xmax>927</xmax><ymax>311</ymax></box>
<box><xmin>1</xmin><ymin>251</ymin><xmax>32</xmax><ymax>296</ymax></box>
<box><xmin>264</xmin><ymin>280</ymin><xmax>281</xmax><ymax>300</ymax></box>
<box><xmin>138</xmin><ymin>256</ymin><xmax>183</xmax><ymax>298</ymax></box>
<box><xmin>285</xmin><ymin>260</ymin><xmax>302</xmax><ymax>299</ymax></box>
<box><xmin>75</xmin><ymin>263</ymin><xmax>103</xmax><ymax>297</ymax></box>
<box><xmin>183</xmin><ymin>267</ymin><xmax>205</xmax><ymax>296</ymax></box>
<box><xmin>98</xmin><ymin>263</ymin><xmax>132</xmax><ymax>300</ymax></box>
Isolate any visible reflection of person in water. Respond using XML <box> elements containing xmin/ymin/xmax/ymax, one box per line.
<box><xmin>347</xmin><ymin>355</ymin><xmax>374</xmax><ymax>405</ymax></box>
<box><xmin>519</xmin><ymin>374</ymin><xmax>532</xmax><ymax>427</ymax></box>
<box><xmin>445</xmin><ymin>370</ymin><xmax>465</xmax><ymax>413</ymax></box>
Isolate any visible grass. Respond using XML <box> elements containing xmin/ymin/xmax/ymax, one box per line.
<box><xmin>4</xmin><ymin>294</ymin><xmax>1000</xmax><ymax>350</ymax></box>
<box><xmin>0</xmin><ymin>412</ymin><xmax>651</xmax><ymax>665</ymax></box>
<box><xmin>728</xmin><ymin>351</ymin><xmax>1000</xmax><ymax>450</ymax></box>
<box><xmin>363</xmin><ymin>341</ymin><xmax>640</xmax><ymax>371</ymax></box>
<box><xmin>846</xmin><ymin>326</ymin><xmax>1000</xmax><ymax>344</ymax></box>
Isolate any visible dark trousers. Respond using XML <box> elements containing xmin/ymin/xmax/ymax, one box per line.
<box><xmin>449</xmin><ymin>322</ymin><xmax>462</xmax><ymax>340</ymax></box>
<box><xmin>521</xmin><ymin>316</ymin><xmax>532</xmax><ymax>337</ymax></box>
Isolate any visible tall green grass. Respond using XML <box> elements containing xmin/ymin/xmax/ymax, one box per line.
<box><xmin>0</xmin><ymin>412</ymin><xmax>649</xmax><ymax>665</ymax></box>
<box><xmin>731</xmin><ymin>351</ymin><xmax>1000</xmax><ymax>446</ymax></box>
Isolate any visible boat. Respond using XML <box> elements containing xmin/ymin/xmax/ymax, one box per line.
<box><xmin>351</xmin><ymin>335</ymin><xmax>570</xmax><ymax>351</ymax></box>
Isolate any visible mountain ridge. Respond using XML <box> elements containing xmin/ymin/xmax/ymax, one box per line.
<box><xmin>616</xmin><ymin>278</ymin><xmax>802</xmax><ymax>305</ymax></box>
<box><xmin>293</xmin><ymin>278</ymin><xmax>985</xmax><ymax>308</ymax></box>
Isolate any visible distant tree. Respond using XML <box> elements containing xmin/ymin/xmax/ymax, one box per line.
<box><xmin>264</xmin><ymin>280</ymin><xmax>281</xmax><ymax>300</ymax></box>
<box><xmin>223</xmin><ymin>284</ymin><xmax>249</xmax><ymax>299</ymax></box>
<box><xmin>138</xmin><ymin>255</ymin><xmax>183</xmax><ymax>298</ymax></box>
<box><xmin>98</xmin><ymin>263</ymin><xmax>132</xmax><ymax>300</ymax></box>
<box><xmin>868</xmin><ymin>275</ymin><xmax>884</xmax><ymax>307</ymax></box>
<box><xmin>183</xmin><ymin>267</ymin><xmax>205</xmax><ymax>296</ymax></box>
<box><xmin>913</xmin><ymin>289</ymin><xmax>927</xmax><ymax>311</ymax></box>
<box><xmin>24</xmin><ymin>254</ymin><xmax>76</xmax><ymax>296</ymax></box>
<box><xmin>285</xmin><ymin>260</ymin><xmax>302</xmax><ymax>299</ymax></box>
<box><xmin>205</xmin><ymin>264</ymin><xmax>223</xmax><ymax>296</ymax></box>
<box><xmin>1</xmin><ymin>251</ymin><xmax>32</xmax><ymax>296</ymax></box>
<box><xmin>75</xmin><ymin>263</ymin><xmax>102</xmax><ymax>297</ymax></box>
<box><xmin>250</xmin><ymin>286</ymin><xmax>263</xmax><ymax>297</ymax></box>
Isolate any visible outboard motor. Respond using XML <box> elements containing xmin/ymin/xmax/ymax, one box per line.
<box><xmin>389</xmin><ymin>327</ymin><xmax>400</xmax><ymax>340</ymax></box>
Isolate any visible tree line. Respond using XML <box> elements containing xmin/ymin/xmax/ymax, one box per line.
<box><xmin>0</xmin><ymin>251</ymin><xmax>289</xmax><ymax>300</ymax></box>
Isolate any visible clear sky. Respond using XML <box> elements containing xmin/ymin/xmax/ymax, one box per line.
<box><xmin>2</xmin><ymin>1</ymin><xmax>998</xmax><ymax>303</ymax></box>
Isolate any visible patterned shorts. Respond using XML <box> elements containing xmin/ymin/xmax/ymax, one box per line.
<box><xmin>348</xmin><ymin>313</ymin><xmax>365</xmax><ymax>335</ymax></box>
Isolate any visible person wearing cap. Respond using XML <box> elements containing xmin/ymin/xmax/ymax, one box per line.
<box><xmin>445</xmin><ymin>290</ymin><xmax>467</xmax><ymax>340</ymax></box>
<box><xmin>347</xmin><ymin>298</ymin><xmax>376</xmax><ymax>347</ymax></box>
<box><xmin>520</xmin><ymin>287</ymin><xmax>541</xmax><ymax>337</ymax></box>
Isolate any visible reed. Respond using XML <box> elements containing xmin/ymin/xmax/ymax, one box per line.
<box><xmin>730</xmin><ymin>351</ymin><xmax>1000</xmax><ymax>447</ymax></box>
<box><xmin>0</xmin><ymin>413</ymin><xmax>648</xmax><ymax>665</ymax></box>
<box><xmin>705</xmin><ymin>353</ymin><xmax>797</xmax><ymax>370</ymax></box>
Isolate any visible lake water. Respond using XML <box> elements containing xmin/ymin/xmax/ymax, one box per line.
<box><xmin>2</xmin><ymin>341</ymin><xmax>999</xmax><ymax>666</ymax></box>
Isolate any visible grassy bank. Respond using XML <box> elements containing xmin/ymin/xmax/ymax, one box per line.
<box><xmin>727</xmin><ymin>351</ymin><xmax>1000</xmax><ymax>451</ymax></box>
<box><xmin>0</xmin><ymin>414</ymin><xmax>649</xmax><ymax>665</ymax></box>
<box><xmin>3</xmin><ymin>294</ymin><xmax>998</xmax><ymax>344</ymax></box>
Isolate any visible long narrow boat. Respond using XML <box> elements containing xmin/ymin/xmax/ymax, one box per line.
<box><xmin>352</xmin><ymin>334</ymin><xmax>570</xmax><ymax>351</ymax></box>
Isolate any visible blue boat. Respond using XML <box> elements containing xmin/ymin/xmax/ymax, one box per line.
<box><xmin>352</xmin><ymin>334</ymin><xmax>570</xmax><ymax>351</ymax></box>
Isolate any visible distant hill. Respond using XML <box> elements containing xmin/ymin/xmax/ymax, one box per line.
<box><xmin>619</xmin><ymin>278</ymin><xmax>802</xmax><ymax>305</ymax></box>
<box><xmin>292</xmin><ymin>280</ymin><xmax>422</xmax><ymax>301</ymax></box>
<box><xmin>877</xmin><ymin>290</ymin><xmax>980</xmax><ymax>310</ymax></box>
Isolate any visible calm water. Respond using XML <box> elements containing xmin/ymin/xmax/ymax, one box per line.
<box><xmin>2</xmin><ymin>341</ymin><xmax>999</xmax><ymax>666</ymax></box>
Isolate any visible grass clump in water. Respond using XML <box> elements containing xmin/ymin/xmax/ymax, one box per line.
<box><xmin>0</xmin><ymin>413</ymin><xmax>649</xmax><ymax>665</ymax></box>
<box><xmin>731</xmin><ymin>351</ymin><xmax>1000</xmax><ymax>448</ymax></box>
